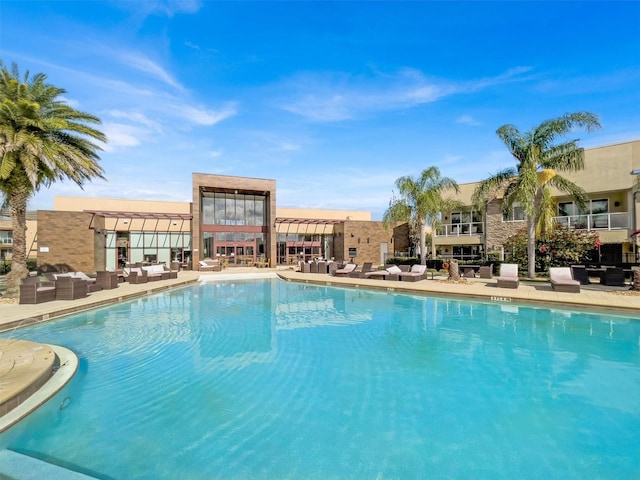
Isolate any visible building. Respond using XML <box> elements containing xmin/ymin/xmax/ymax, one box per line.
<box><xmin>433</xmin><ymin>139</ymin><xmax>640</xmax><ymax>264</ymax></box>
<box><xmin>1</xmin><ymin>173</ymin><xmax>407</xmax><ymax>273</ymax></box>
<box><xmin>2</xmin><ymin>139</ymin><xmax>638</xmax><ymax>272</ymax></box>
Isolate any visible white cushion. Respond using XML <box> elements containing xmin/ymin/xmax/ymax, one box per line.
<box><xmin>411</xmin><ymin>265</ymin><xmax>426</xmax><ymax>274</ymax></box>
<box><xmin>386</xmin><ymin>265</ymin><xmax>402</xmax><ymax>274</ymax></box>
<box><xmin>199</xmin><ymin>260</ymin><xmax>208</xmax><ymax>267</ymax></box>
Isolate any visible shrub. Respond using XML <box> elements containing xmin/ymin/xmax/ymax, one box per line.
<box><xmin>504</xmin><ymin>225</ymin><xmax>600</xmax><ymax>273</ymax></box>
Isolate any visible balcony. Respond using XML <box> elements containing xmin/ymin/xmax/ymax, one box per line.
<box><xmin>554</xmin><ymin>212</ymin><xmax>629</xmax><ymax>230</ymax></box>
<box><xmin>435</xmin><ymin>222</ymin><xmax>484</xmax><ymax>237</ymax></box>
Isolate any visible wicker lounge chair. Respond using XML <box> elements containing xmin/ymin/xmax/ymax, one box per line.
<box><xmin>19</xmin><ymin>277</ymin><xmax>56</xmax><ymax>304</ymax></box>
<box><xmin>550</xmin><ymin>267</ymin><xmax>581</xmax><ymax>293</ymax></box>
<box><xmin>569</xmin><ymin>265</ymin><xmax>589</xmax><ymax>285</ymax></box>
<box><xmin>364</xmin><ymin>265</ymin><xmax>402</xmax><ymax>280</ymax></box>
<box><xmin>198</xmin><ymin>259</ymin><xmax>222</xmax><ymax>272</ymax></box>
<box><xmin>398</xmin><ymin>264</ymin><xmax>428</xmax><ymax>282</ymax></box>
<box><xmin>334</xmin><ymin>263</ymin><xmax>357</xmax><ymax>276</ymax></box>
<box><xmin>349</xmin><ymin>262</ymin><xmax>374</xmax><ymax>278</ymax></box>
<box><xmin>496</xmin><ymin>263</ymin><xmax>519</xmax><ymax>289</ymax></box>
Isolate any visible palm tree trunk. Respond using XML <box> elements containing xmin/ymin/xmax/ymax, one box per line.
<box><xmin>419</xmin><ymin>220</ymin><xmax>427</xmax><ymax>265</ymax></box>
<box><xmin>527</xmin><ymin>216</ymin><xmax>536</xmax><ymax>279</ymax></box>
<box><xmin>4</xmin><ymin>189</ymin><xmax>29</xmax><ymax>299</ymax></box>
<box><xmin>448</xmin><ymin>259</ymin><xmax>461</xmax><ymax>281</ymax></box>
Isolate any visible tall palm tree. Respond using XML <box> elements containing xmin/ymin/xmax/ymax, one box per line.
<box><xmin>0</xmin><ymin>62</ymin><xmax>106</xmax><ymax>298</ymax></box>
<box><xmin>383</xmin><ymin>166</ymin><xmax>459</xmax><ymax>265</ymax></box>
<box><xmin>472</xmin><ymin>112</ymin><xmax>601</xmax><ymax>279</ymax></box>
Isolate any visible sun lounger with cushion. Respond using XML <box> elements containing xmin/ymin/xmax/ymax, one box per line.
<box><xmin>349</xmin><ymin>262</ymin><xmax>373</xmax><ymax>278</ymax></box>
<box><xmin>199</xmin><ymin>259</ymin><xmax>222</xmax><ymax>272</ymax></box>
<box><xmin>364</xmin><ymin>265</ymin><xmax>402</xmax><ymax>280</ymax></box>
<box><xmin>334</xmin><ymin>263</ymin><xmax>357</xmax><ymax>276</ymax></box>
<box><xmin>549</xmin><ymin>267</ymin><xmax>581</xmax><ymax>293</ymax></box>
<box><xmin>496</xmin><ymin>263</ymin><xmax>519</xmax><ymax>289</ymax></box>
<box><xmin>398</xmin><ymin>264</ymin><xmax>427</xmax><ymax>282</ymax></box>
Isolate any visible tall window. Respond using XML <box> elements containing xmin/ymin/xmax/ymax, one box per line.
<box><xmin>202</xmin><ymin>192</ymin><xmax>267</xmax><ymax>226</ymax></box>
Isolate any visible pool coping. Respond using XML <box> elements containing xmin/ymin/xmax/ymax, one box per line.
<box><xmin>276</xmin><ymin>270</ymin><xmax>640</xmax><ymax>316</ymax></box>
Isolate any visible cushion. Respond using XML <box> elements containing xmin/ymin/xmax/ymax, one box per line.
<box><xmin>199</xmin><ymin>260</ymin><xmax>208</xmax><ymax>267</ymax></box>
<box><xmin>386</xmin><ymin>265</ymin><xmax>402</xmax><ymax>274</ymax></box>
<box><xmin>411</xmin><ymin>265</ymin><xmax>426</xmax><ymax>274</ymax></box>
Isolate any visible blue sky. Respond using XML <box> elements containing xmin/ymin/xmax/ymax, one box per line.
<box><xmin>1</xmin><ymin>1</ymin><xmax>639</xmax><ymax>219</ymax></box>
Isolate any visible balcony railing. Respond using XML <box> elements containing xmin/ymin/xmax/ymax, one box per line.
<box><xmin>554</xmin><ymin>212</ymin><xmax>629</xmax><ymax>230</ymax></box>
<box><xmin>435</xmin><ymin>222</ymin><xmax>484</xmax><ymax>237</ymax></box>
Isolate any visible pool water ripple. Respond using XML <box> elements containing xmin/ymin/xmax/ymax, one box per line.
<box><xmin>1</xmin><ymin>278</ymin><xmax>640</xmax><ymax>479</ymax></box>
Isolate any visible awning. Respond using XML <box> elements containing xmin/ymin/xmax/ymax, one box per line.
<box><xmin>86</xmin><ymin>210</ymin><xmax>192</xmax><ymax>232</ymax></box>
<box><xmin>275</xmin><ymin>218</ymin><xmax>344</xmax><ymax>225</ymax></box>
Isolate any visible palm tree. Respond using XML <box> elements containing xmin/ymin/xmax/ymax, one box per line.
<box><xmin>0</xmin><ymin>62</ymin><xmax>106</xmax><ymax>298</ymax></box>
<box><xmin>472</xmin><ymin>112</ymin><xmax>601</xmax><ymax>279</ymax></box>
<box><xmin>383</xmin><ymin>166</ymin><xmax>459</xmax><ymax>265</ymax></box>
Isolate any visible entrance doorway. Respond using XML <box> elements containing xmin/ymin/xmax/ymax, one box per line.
<box><xmin>216</xmin><ymin>243</ymin><xmax>256</xmax><ymax>266</ymax></box>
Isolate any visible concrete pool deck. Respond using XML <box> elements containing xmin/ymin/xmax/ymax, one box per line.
<box><xmin>1</xmin><ymin>267</ymin><xmax>639</xmax><ymax>431</ymax></box>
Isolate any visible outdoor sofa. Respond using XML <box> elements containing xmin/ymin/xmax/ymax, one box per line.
<box><xmin>19</xmin><ymin>277</ymin><xmax>56</xmax><ymax>304</ymax></box>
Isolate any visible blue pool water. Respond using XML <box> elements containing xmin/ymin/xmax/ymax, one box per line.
<box><xmin>1</xmin><ymin>277</ymin><xmax>640</xmax><ymax>479</ymax></box>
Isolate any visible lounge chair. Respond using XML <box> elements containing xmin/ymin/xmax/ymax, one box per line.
<box><xmin>398</xmin><ymin>264</ymin><xmax>427</xmax><ymax>282</ymax></box>
<box><xmin>550</xmin><ymin>267</ymin><xmax>581</xmax><ymax>293</ymax></box>
<box><xmin>364</xmin><ymin>265</ymin><xmax>402</xmax><ymax>280</ymax></box>
<box><xmin>300</xmin><ymin>262</ymin><xmax>311</xmax><ymax>273</ymax></box>
<box><xmin>334</xmin><ymin>263</ymin><xmax>357</xmax><ymax>276</ymax></box>
<box><xmin>496</xmin><ymin>263</ymin><xmax>519</xmax><ymax>289</ymax></box>
<box><xmin>349</xmin><ymin>262</ymin><xmax>373</xmax><ymax>278</ymax></box>
<box><xmin>19</xmin><ymin>277</ymin><xmax>56</xmax><ymax>304</ymax></box>
<box><xmin>198</xmin><ymin>259</ymin><xmax>222</xmax><ymax>272</ymax></box>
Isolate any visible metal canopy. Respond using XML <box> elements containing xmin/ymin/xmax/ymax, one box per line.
<box><xmin>86</xmin><ymin>210</ymin><xmax>192</xmax><ymax>220</ymax></box>
<box><xmin>86</xmin><ymin>210</ymin><xmax>192</xmax><ymax>232</ymax></box>
<box><xmin>275</xmin><ymin>218</ymin><xmax>343</xmax><ymax>225</ymax></box>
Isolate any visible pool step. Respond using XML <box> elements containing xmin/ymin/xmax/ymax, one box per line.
<box><xmin>0</xmin><ymin>449</ymin><xmax>100</xmax><ymax>479</ymax></box>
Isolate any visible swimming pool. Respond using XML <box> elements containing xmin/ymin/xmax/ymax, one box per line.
<box><xmin>2</xmin><ymin>277</ymin><xmax>640</xmax><ymax>479</ymax></box>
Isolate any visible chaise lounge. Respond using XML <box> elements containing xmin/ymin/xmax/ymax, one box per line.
<box><xmin>364</xmin><ymin>265</ymin><xmax>403</xmax><ymax>280</ymax></box>
<box><xmin>549</xmin><ymin>267</ymin><xmax>581</xmax><ymax>293</ymax></box>
<box><xmin>496</xmin><ymin>263</ymin><xmax>519</xmax><ymax>289</ymax></box>
<box><xmin>333</xmin><ymin>263</ymin><xmax>357</xmax><ymax>276</ymax></box>
<box><xmin>398</xmin><ymin>264</ymin><xmax>428</xmax><ymax>282</ymax></box>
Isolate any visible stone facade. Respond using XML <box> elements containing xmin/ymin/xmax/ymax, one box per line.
<box><xmin>484</xmin><ymin>199</ymin><xmax>524</xmax><ymax>255</ymax></box>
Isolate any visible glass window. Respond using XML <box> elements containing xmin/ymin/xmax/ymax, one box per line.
<box><xmin>591</xmin><ymin>199</ymin><xmax>608</xmax><ymax>214</ymax></box>
<box><xmin>451</xmin><ymin>212</ymin><xmax>461</xmax><ymax>224</ymax></box>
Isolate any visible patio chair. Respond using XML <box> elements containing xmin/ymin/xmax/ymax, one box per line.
<box><xmin>198</xmin><ymin>259</ymin><xmax>222</xmax><ymax>272</ymax></box>
<box><xmin>300</xmin><ymin>262</ymin><xmax>311</xmax><ymax>273</ymax></box>
<box><xmin>334</xmin><ymin>263</ymin><xmax>357</xmax><ymax>276</ymax></box>
<box><xmin>478</xmin><ymin>264</ymin><xmax>493</xmax><ymax>279</ymax></box>
<box><xmin>570</xmin><ymin>265</ymin><xmax>590</xmax><ymax>285</ymax></box>
<box><xmin>54</xmin><ymin>276</ymin><xmax>89</xmax><ymax>300</ymax></box>
<box><xmin>398</xmin><ymin>264</ymin><xmax>428</xmax><ymax>282</ymax></box>
<box><xmin>163</xmin><ymin>264</ymin><xmax>178</xmax><ymax>279</ymax></box>
<box><xmin>96</xmin><ymin>271</ymin><xmax>119</xmax><ymax>289</ymax></box>
<box><xmin>19</xmin><ymin>277</ymin><xmax>56</xmax><ymax>304</ymax></box>
<box><xmin>349</xmin><ymin>262</ymin><xmax>373</xmax><ymax>278</ymax></box>
<box><xmin>124</xmin><ymin>267</ymin><xmax>148</xmax><ymax>284</ymax></box>
<box><xmin>496</xmin><ymin>263</ymin><xmax>519</xmax><ymax>289</ymax></box>
<box><xmin>364</xmin><ymin>265</ymin><xmax>402</xmax><ymax>280</ymax></box>
<box><xmin>549</xmin><ymin>267</ymin><xmax>581</xmax><ymax>293</ymax></box>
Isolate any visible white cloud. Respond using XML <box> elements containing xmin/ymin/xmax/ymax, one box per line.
<box><xmin>174</xmin><ymin>102</ymin><xmax>237</xmax><ymax>126</ymax></box>
<box><xmin>277</xmin><ymin>66</ymin><xmax>533</xmax><ymax>122</ymax></box>
<box><xmin>456</xmin><ymin>115</ymin><xmax>482</xmax><ymax>126</ymax></box>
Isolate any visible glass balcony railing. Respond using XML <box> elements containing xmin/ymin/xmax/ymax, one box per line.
<box><xmin>554</xmin><ymin>212</ymin><xmax>629</xmax><ymax>230</ymax></box>
<box><xmin>435</xmin><ymin>222</ymin><xmax>484</xmax><ymax>237</ymax></box>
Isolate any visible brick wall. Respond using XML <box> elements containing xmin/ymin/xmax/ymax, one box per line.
<box><xmin>36</xmin><ymin>211</ymin><xmax>97</xmax><ymax>273</ymax></box>
<box><xmin>336</xmin><ymin>221</ymin><xmax>408</xmax><ymax>266</ymax></box>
